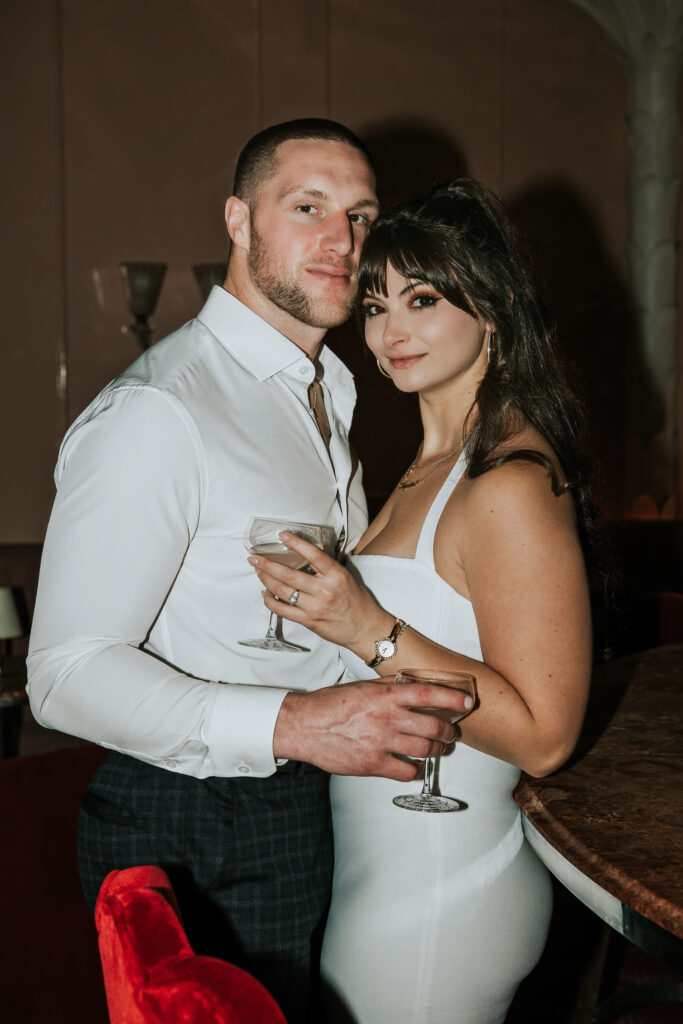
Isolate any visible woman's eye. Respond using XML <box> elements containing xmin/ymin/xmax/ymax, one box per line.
<box><xmin>349</xmin><ymin>212</ymin><xmax>369</xmax><ymax>226</ymax></box>
<box><xmin>362</xmin><ymin>303</ymin><xmax>384</xmax><ymax>318</ymax></box>
<box><xmin>412</xmin><ymin>293</ymin><xmax>439</xmax><ymax>309</ymax></box>
<box><xmin>295</xmin><ymin>204</ymin><xmax>318</xmax><ymax>215</ymax></box>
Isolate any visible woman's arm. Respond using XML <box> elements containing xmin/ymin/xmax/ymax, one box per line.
<box><xmin>251</xmin><ymin>461</ymin><xmax>592</xmax><ymax>777</ymax></box>
<box><xmin>437</xmin><ymin>460</ymin><xmax>592</xmax><ymax>776</ymax></box>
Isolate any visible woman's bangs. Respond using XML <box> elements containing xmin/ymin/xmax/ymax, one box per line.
<box><xmin>358</xmin><ymin>219</ymin><xmax>475</xmax><ymax>318</ymax></box>
<box><xmin>357</xmin><ymin>224</ymin><xmax>394</xmax><ymax>297</ymax></box>
<box><xmin>391</xmin><ymin>230</ymin><xmax>476</xmax><ymax>317</ymax></box>
<box><xmin>359</xmin><ymin>224</ymin><xmax>453</xmax><ymax>297</ymax></box>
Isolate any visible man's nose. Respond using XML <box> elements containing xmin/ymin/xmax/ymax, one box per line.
<box><xmin>320</xmin><ymin>213</ymin><xmax>354</xmax><ymax>257</ymax></box>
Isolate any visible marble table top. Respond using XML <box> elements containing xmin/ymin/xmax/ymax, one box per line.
<box><xmin>515</xmin><ymin>644</ymin><xmax>683</xmax><ymax>965</ymax></box>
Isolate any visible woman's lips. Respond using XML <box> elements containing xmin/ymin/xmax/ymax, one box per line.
<box><xmin>389</xmin><ymin>354</ymin><xmax>425</xmax><ymax>369</ymax></box>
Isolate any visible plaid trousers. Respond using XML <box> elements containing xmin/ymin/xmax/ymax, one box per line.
<box><xmin>78</xmin><ymin>751</ymin><xmax>332</xmax><ymax>1023</ymax></box>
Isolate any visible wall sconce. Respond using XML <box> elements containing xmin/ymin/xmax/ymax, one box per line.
<box><xmin>192</xmin><ymin>263</ymin><xmax>227</xmax><ymax>302</ymax></box>
<box><xmin>120</xmin><ymin>261</ymin><xmax>167</xmax><ymax>349</ymax></box>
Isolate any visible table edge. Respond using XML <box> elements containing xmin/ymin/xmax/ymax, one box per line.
<box><xmin>516</xmin><ymin>780</ymin><xmax>683</xmax><ymax>940</ymax></box>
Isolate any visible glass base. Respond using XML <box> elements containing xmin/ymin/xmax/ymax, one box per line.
<box><xmin>392</xmin><ymin>793</ymin><xmax>467</xmax><ymax>813</ymax></box>
<box><xmin>238</xmin><ymin>638</ymin><xmax>309</xmax><ymax>653</ymax></box>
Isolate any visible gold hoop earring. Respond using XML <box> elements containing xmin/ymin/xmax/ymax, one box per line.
<box><xmin>487</xmin><ymin>330</ymin><xmax>495</xmax><ymax>364</ymax></box>
<box><xmin>377</xmin><ymin>358</ymin><xmax>392</xmax><ymax>379</ymax></box>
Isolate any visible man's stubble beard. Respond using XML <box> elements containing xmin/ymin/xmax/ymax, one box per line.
<box><xmin>247</xmin><ymin>224</ymin><xmax>356</xmax><ymax>330</ymax></box>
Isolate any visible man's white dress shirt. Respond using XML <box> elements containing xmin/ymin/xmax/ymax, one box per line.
<box><xmin>27</xmin><ymin>287</ymin><xmax>368</xmax><ymax>779</ymax></box>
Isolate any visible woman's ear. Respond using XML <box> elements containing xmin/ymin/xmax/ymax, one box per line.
<box><xmin>224</xmin><ymin>196</ymin><xmax>251</xmax><ymax>252</ymax></box>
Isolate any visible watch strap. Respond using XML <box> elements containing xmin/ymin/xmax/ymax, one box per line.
<box><xmin>367</xmin><ymin>618</ymin><xmax>408</xmax><ymax>670</ymax></box>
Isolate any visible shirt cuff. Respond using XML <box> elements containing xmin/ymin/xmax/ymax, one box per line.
<box><xmin>203</xmin><ymin>682</ymin><xmax>290</xmax><ymax>777</ymax></box>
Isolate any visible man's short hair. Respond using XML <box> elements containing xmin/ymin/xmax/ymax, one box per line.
<box><xmin>232</xmin><ymin>118</ymin><xmax>374</xmax><ymax>205</ymax></box>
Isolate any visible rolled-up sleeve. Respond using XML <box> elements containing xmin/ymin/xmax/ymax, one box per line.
<box><xmin>27</xmin><ymin>386</ymin><xmax>288</xmax><ymax>778</ymax></box>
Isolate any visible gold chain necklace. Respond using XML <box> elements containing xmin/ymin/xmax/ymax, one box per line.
<box><xmin>397</xmin><ymin>445</ymin><xmax>463</xmax><ymax>490</ymax></box>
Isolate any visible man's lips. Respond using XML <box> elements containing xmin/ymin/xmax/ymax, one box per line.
<box><xmin>306</xmin><ymin>265</ymin><xmax>352</xmax><ymax>286</ymax></box>
<box><xmin>389</xmin><ymin>354</ymin><xmax>425</xmax><ymax>369</ymax></box>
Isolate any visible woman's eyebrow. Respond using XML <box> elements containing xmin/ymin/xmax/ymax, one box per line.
<box><xmin>399</xmin><ymin>280</ymin><xmax>424</xmax><ymax>296</ymax></box>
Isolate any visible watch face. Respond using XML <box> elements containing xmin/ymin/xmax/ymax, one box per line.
<box><xmin>377</xmin><ymin>639</ymin><xmax>395</xmax><ymax>659</ymax></box>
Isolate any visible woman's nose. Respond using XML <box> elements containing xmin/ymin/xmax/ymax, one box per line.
<box><xmin>382</xmin><ymin>315</ymin><xmax>408</xmax><ymax>346</ymax></box>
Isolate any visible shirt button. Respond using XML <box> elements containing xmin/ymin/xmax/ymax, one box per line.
<box><xmin>298</xmin><ymin>365</ymin><xmax>310</xmax><ymax>378</ymax></box>
<box><xmin>161</xmin><ymin>759</ymin><xmax>176</xmax><ymax>769</ymax></box>
<box><xmin>237</xmin><ymin>763</ymin><xmax>250</xmax><ymax>775</ymax></box>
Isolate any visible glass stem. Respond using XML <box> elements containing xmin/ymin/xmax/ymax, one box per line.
<box><xmin>265</xmin><ymin>612</ymin><xmax>279</xmax><ymax>640</ymax></box>
<box><xmin>421</xmin><ymin>757</ymin><xmax>435</xmax><ymax>797</ymax></box>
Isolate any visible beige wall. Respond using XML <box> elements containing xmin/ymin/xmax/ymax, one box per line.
<box><xmin>2</xmin><ymin>0</ymin><xmax>679</xmax><ymax>541</ymax></box>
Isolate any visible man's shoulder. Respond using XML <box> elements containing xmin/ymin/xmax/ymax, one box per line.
<box><xmin>57</xmin><ymin>310</ymin><xmax>259</xmax><ymax>466</ymax></box>
<box><xmin>102</xmin><ymin>314</ymin><xmax>251</xmax><ymax>416</ymax></box>
<box><xmin>55</xmin><ymin>320</ymin><xmax>217</xmax><ymax>470</ymax></box>
<box><xmin>116</xmin><ymin>316</ymin><xmax>214</xmax><ymax>392</ymax></box>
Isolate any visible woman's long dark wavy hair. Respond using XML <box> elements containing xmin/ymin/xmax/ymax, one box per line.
<box><xmin>357</xmin><ymin>178</ymin><xmax>602</xmax><ymax>566</ymax></box>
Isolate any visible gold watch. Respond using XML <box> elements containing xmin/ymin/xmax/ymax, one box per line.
<box><xmin>367</xmin><ymin>618</ymin><xmax>408</xmax><ymax>670</ymax></box>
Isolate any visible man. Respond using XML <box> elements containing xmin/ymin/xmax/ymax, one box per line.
<box><xmin>27</xmin><ymin>119</ymin><xmax>465</xmax><ymax>1020</ymax></box>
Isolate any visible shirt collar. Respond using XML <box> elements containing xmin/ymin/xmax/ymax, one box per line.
<box><xmin>197</xmin><ymin>286</ymin><xmax>357</xmax><ymax>425</ymax></box>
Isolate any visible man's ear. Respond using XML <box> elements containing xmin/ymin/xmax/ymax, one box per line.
<box><xmin>225</xmin><ymin>196</ymin><xmax>251</xmax><ymax>252</ymax></box>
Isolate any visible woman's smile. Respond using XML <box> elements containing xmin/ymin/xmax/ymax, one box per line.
<box><xmin>389</xmin><ymin>353</ymin><xmax>426</xmax><ymax>369</ymax></box>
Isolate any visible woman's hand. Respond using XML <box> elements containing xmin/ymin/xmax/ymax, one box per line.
<box><xmin>247</xmin><ymin>530</ymin><xmax>392</xmax><ymax>653</ymax></box>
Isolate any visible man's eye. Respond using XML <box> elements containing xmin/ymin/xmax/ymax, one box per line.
<box><xmin>295</xmin><ymin>204</ymin><xmax>318</xmax><ymax>214</ymax></box>
<box><xmin>412</xmin><ymin>294</ymin><xmax>439</xmax><ymax>309</ymax></box>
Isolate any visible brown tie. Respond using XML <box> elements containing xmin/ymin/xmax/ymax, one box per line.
<box><xmin>308</xmin><ymin>378</ymin><xmax>332</xmax><ymax>450</ymax></box>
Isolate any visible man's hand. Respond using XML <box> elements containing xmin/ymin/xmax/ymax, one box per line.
<box><xmin>273</xmin><ymin>678</ymin><xmax>474</xmax><ymax>782</ymax></box>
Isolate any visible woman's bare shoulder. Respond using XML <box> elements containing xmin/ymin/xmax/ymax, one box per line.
<box><xmin>452</xmin><ymin>426</ymin><xmax>574</xmax><ymax>532</ymax></box>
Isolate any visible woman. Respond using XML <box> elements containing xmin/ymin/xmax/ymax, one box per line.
<box><xmin>249</xmin><ymin>179</ymin><xmax>595</xmax><ymax>1023</ymax></box>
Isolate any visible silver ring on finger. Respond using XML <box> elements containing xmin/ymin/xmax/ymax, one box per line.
<box><xmin>288</xmin><ymin>589</ymin><xmax>300</xmax><ymax>606</ymax></box>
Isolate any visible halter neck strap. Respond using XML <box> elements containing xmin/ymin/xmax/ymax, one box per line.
<box><xmin>414</xmin><ymin>450</ymin><xmax>468</xmax><ymax>569</ymax></box>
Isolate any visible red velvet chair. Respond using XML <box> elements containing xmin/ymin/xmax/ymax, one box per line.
<box><xmin>95</xmin><ymin>865</ymin><xmax>287</xmax><ymax>1024</ymax></box>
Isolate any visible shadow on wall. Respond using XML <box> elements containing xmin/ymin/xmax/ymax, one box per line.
<box><xmin>327</xmin><ymin>121</ymin><xmax>470</xmax><ymax>518</ymax></box>
<box><xmin>508</xmin><ymin>180</ymin><xmax>661</xmax><ymax>518</ymax></box>
<box><xmin>364</xmin><ymin>118</ymin><xmax>471</xmax><ymax>208</ymax></box>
